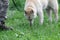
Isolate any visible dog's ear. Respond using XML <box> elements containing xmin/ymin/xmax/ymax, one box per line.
<box><xmin>25</xmin><ymin>11</ymin><xmax>27</xmax><ymax>14</ymax></box>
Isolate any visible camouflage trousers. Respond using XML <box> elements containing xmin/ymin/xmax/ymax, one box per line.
<box><xmin>0</xmin><ymin>0</ymin><xmax>9</xmax><ymax>30</ymax></box>
<box><xmin>0</xmin><ymin>0</ymin><xmax>9</xmax><ymax>22</ymax></box>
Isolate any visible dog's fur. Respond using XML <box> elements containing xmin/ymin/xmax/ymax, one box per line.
<box><xmin>24</xmin><ymin>0</ymin><xmax>58</xmax><ymax>25</ymax></box>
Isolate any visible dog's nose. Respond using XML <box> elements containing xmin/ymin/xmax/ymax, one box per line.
<box><xmin>29</xmin><ymin>16</ymin><xmax>30</xmax><ymax>19</ymax></box>
<box><xmin>28</xmin><ymin>19</ymin><xmax>31</xmax><ymax>21</ymax></box>
<box><xmin>28</xmin><ymin>17</ymin><xmax>31</xmax><ymax>20</ymax></box>
<box><xmin>28</xmin><ymin>18</ymin><xmax>32</xmax><ymax>21</ymax></box>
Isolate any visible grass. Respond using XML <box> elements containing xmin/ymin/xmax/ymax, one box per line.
<box><xmin>0</xmin><ymin>9</ymin><xmax>60</xmax><ymax>40</ymax></box>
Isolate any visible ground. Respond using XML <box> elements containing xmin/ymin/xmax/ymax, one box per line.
<box><xmin>0</xmin><ymin>9</ymin><xmax>60</xmax><ymax>40</ymax></box>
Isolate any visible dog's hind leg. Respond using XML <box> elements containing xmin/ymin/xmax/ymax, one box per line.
<box><xmin>49</xmin><ymin>0</ymin><xmax>58</xmax><ymax>22</ymax></box>
<box><xmin>52</xmin><ymin>2</ymin><xmax>58</xmax><ymax>22</ymax></box>
<box><xmin>46</xmin><ymin>7</ymin><xmax>52</xmax><ymax>22</ymax></box>
<box><xmin>53</xmin><ymin>8</ymin><xmax>58</xmax><ymax>22</ymax></box>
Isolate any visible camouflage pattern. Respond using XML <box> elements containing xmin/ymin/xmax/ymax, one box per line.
<box><xmin>0</xmin><ymin>0</ymin><xmax>9</xmax><ymax>21</ymax></box>
<box><xmin>0</xmin><ymin>0</ymin><xmax>12</xmax><ymax>30</ymax></box>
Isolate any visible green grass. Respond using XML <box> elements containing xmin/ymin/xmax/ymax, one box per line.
<box><xmin>0</xmin><ymin>10</ymin><xmax>60</xmax><ymax>40</ymax></box>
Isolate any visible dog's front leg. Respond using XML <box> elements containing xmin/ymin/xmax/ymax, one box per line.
<box><xmin>38</xmin><ymin>9</ymin><xmax>44</xmax><ymax>25</ymax></box>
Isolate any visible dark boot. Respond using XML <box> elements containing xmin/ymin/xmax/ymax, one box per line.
<box><xmin>0</xmin><ymin>20</ymin><xmax>13</xmax><ymax>30</ymax></box>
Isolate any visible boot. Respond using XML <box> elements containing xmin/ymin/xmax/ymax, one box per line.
<box><xmin>0</xmin><ymin>20</ymin><xmax>13</xmax><ymax>30</ymax></box>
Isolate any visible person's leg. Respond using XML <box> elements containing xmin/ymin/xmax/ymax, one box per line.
<box><xmin>0</xmin><ymin>0</ymin><xmax>12</xmax><ymax>30</ymax></box>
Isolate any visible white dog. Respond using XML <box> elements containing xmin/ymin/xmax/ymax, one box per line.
<box><xmin>24</xmin><ymin>0</ymin><xmax>58</xmax><ymax>25</ymax></box>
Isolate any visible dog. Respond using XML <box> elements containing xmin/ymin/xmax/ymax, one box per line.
<box><xmin>24</xmin><ymin>0</ymin><xmax>58</xmax><ymax>26</ymax></box>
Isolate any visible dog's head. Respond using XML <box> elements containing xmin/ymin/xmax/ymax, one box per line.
<box><xmin>24</xmin><ymin>7</ymin><xmax>34</xmax><ymax>26</ymax></box>
<box><xmin>24</xmin><ymin>7</ymin><xmax>34</xmax><ymax>21</ymax></box>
